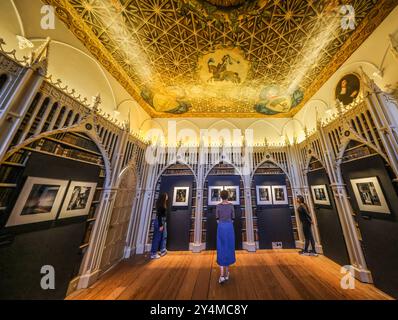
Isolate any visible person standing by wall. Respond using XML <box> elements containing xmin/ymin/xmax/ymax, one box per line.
<box><xmin>216</xmin><ymin>190</ymin><xmax>236</xmax><ymax>284</ymax></box>
<box><xmin>297</xmin><ymin>195</ymin><xmax>318</xmax><ymax>256</ymax></box>
<box><xmin>150</xmin><ymin>193</ymin><xmax>168</xmax><ymax>259</ymax></box>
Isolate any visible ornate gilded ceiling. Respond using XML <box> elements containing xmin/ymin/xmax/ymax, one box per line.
<box><xmin>42</xmin><ymin>0</ymin><xmax>396</xmax><ymax>118</ymax></box>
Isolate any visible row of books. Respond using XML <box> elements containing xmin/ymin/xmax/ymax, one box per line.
<box><xmin>0</xmin><ymin>166</ymin><xmax>23</xmax><ymax>184</ymax></box>
<box><xmin>207</xmin><ymin>169</ymin><xmax>237</xmax><ymax>175</ymax></box>
<box><xmin>0</xmin><ymin>187</ymin><xmax>14</xmax><ymax>208</ymax></box>
<box><xmin>6</xmin><ymin>150</ymin><xmax>28</xmax><ymax>165</ymax></box>
<box><xmin>342</xmin><ymin>145</ymin><xmax>374</xmax><ymax>162</ymax></box>
<box><xmin>163</xmin><ymin>171</ymin><xmax>193</xmax><ymax>176</ymax></box>
<box><xmin>53</xmin><ymin>133</ymin><xmax>100</xmax><ymax>153</ymax></box>
<box><xmin>189</xmin><ymin>231</ymin><xmax>207</xmax><ymax>243</ymax></box>
<box><xmin>291</xmin><ymin>217</ymin><xmax>298</xmax><ymax>229</ymax></box>
<box><xmin>33</xmin><ymin>139</ymin><xmax>103</xmax><ymax>164</ymax></box>
<box><xmin>254</xmin><ymin>168</ymin><xmax>284</xmax><ymax>175</ymax></box>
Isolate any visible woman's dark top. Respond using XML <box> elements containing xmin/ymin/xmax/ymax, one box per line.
<box><xmin>157</xmin><ymin>206</ymin><xmax>167</xmax><ymax>227</ymax></box>
<box><xmin>298</xmin><ymin>204</ymin><xmax>312</xmax><ymax>226</ymax></box>
<box><xmin>216</xmin><ymin>203</ymin><xmax>235</xmax><ymax>222</ymax></box>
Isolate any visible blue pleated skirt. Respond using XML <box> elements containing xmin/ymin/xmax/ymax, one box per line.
<box><xmin>216</xmin><ymin>221</ymin><xmax>236</xmax><ymax>267</ymax></box>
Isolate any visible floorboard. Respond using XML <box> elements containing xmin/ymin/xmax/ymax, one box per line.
<box><xmin>67</xmin><ymin>250</ymin><xmax>392</xmax><ymax>300</ymax></box>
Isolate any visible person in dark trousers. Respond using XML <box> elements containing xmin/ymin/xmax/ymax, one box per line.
<box><xmin>216</xmin><ymin>190</ymin><xmax>236</xmax><ymax>284</ymax></box>
<box><xmin>297</xmin><ymin>195</ymin><xmax>318</xmax><ymax>257</ymax></box>
<box><xmin>150</xmin><ymin>193</ymin><xmax>168</xmax><ymax>259</ymax></box>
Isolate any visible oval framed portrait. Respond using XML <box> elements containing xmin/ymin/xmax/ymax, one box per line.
<box><xmin>335</xmin><ymin>73</ymin><xmax>360</xmax><ymax>106</ymax></box>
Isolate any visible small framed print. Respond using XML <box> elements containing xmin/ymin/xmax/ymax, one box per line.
<box><xmin>208</xmin><ymin>186</ymin><xmax>223</xmax><ymax>206</ymax></box>
<box><xmin>59</xmin><ymin>181</ymin><xmax>97</xmax><ymax>219</ymax></box>
<box><xmin>172</xmin><ymin>187</ymin><xmax>190</xmax><ymax>207</ymax></box>
<box><xmin>350</xmin><ymin>177</ymin><xmax>390</xmax><ymax>214</ymax></box>
<box><xmin>6</xmin><ymin>177</ymin><xmax>68</xmax><ymax>227</ymax></box>
<box><xmin>272</xmin><ymin>185</ymin><xmax>288</xmax><ymax>205</ymax></box>
<box><xmin>311</xmin><ymin>185</ymin><xmax>331</xmax><ymax>206</ymax></box>
<box><xmin>256</xmin><ymin>186</ymin><xmax>272</xmax><ymax>205</ymax></box>
<box><xmin>224</xmin><ymin>186</ymin><xmax>240</xmax><ymax>205</ymax></box>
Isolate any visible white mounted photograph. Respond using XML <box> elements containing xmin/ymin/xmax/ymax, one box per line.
<box><xmin>59</xmin><ymin>181</ymin><xmax>98</xmax><ymax>219</ymax></box>
<box><xmin>224</xmin><ymin>186</ymin><xmax>240</xmax><ymax>205</ymax></box>
<box><xmin>311</xmin><ymin>185</ymin><xmax>331</xmax><ymax>206</ymax></box>
<box><xmin>6</xmin><ymin>177</ymin><xmax>68</xmax><ymax>227</ymax></box>
<box><xmin>172</xmin><ymin>187</ymin><xmax>190</xmax><ymax>207</ymax></box>
<box><xmin>208</xmin><ymin>186</ymin><xmax>223</xmax><ymax>206</ymax></box>
<box><xmin>256</xmin><ymin>186</ymin><xmax>272</xmax><ymax>205</ymax></box>
<box><xmin>271</xmin><ymin>185</ymin><xmax>289</xmax><ymax>205</ymax></box>
<box><xmin>350</xmin><ymin>177</ymin><xmax>390</xmax><ymax>214</ymax></box>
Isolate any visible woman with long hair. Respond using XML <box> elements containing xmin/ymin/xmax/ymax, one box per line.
<box><xmin>216</xmin><ymin>190</ymin><xmax>236</xmax><ymax>284</ymax></box>
<box><xmin>150</xmin><ymin>193</ymin><xmax>168</xmax><ymax>259</ymax></box>
<box><xmin>296</xmin><ymin>195</ymin><xmax>318</xmax><ymax>256</ymax></box>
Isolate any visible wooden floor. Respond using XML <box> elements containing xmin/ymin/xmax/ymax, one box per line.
<box><xmin>68</xmin><ymin>250</ymin><xmax>392</xmax><ymax>300</ymax></box>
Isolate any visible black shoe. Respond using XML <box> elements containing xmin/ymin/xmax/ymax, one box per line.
<box><xmin>299</xmin><ymin>250</ymin><xmax>310</xmax><ymax>256</ymax></box>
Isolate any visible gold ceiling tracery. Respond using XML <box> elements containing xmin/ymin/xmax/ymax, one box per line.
<box><xmin>42</xmin><ymin>0</ymin><xmax>396</xmax><ymax>118</ymax></box>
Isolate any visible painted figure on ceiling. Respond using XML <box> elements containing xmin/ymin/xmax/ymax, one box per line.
<box><xmin>208</xmin><ymin>55</ymin><xmax>241</xmax><ymax>84</ymax></box>
<box><xmin>255</xmin><ymin>85</ymin><xmax>304</xmax><ymax>115</ymax></box>
<box><xmin>141</xmin><ymin>86</ymin><xmax>191</xmax><ymax>115</ymax></box>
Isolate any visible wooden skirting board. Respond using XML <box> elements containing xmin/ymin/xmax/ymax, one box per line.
<box><xmin>67</xmin><ymin>250</ymin><xmax>392</xmax><ymax>300</ymax></box>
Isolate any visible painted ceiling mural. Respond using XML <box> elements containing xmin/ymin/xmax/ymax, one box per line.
<box><xmin>42</xmin><ymin>0</ymin><xmax>396</xmax><ymax>117</ymax></box>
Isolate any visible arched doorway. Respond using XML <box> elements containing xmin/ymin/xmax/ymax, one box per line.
<box><xmin>0</xmin><ymin>130</ymin><xmax>108</xmax><ymax>299</ymax></box>
<box><xmin>306</xmin><ymin>156</ymin><xmax>349</xmax><ymax>265</ymax></box>
<box><xmin>340</xmin><ymin>139</ymin><xmax>398</xmax><ymax>298</ymax></box>
<box><xmin>146</xmin><ymin>163</ymin><xmax>197</xmax><ymax>251</ymax></box>
<box><xmin>203</xmin><ymin>162</ymin><xmax>243</xmax><ymax>250</ymax></box>
<box><xmin>251</xmin><ymin>161</ymin><xmax>296</xmax><ymax>249</ymax></box>
<box><xmin>100</xmin><ymin>166</ymin><xmax>138</xmax><ymax>274</ymax></box>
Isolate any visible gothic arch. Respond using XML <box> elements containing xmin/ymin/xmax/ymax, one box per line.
<box><xmin>304</xmin><ymin>154</ymin><xmax>326</xmax><ymax>172</ymax></box>
<box><xmin>335</xmin><ymin>138</ymin><xmax>391</xmax><ymax>182</ymax></box>
<box><xmin>251</xmin><ymin>158</ymin><xmax>292</xmax><ymax>185</ymax></box>
<box><xmin>2</xmin><ymin>122</ymin><xmax>112</xmax><ymax>187</ymax></box>
<box><xmin>204</xmin><ymin>160</ymin><xmax>245</xmax><ymax>189</ymax></box>
<box><xmin>155</xmin><ymin>161</ymin><xmax>198</xmax><ymax>185</ymax></box>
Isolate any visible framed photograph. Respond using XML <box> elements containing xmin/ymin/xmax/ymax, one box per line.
<box><xmin>311</xmin><ymin>185</ymin><xmax>331</xmax><ymax>206</ymax></box>
<box><xmin>208</xmin><ymin>186</ymin><xmax>223</xmax><ymax>206</ymax></box>
<box><xmin>6</xmin><ymin>177</ymin><xmax>68</xmax><ymax>227</ymax></box>
<box><xmin>59</xmin><ymin>181</ymin><xmax>98</xmax><ymax>219</ymax></box>
<box><xmin>172</xmin><ymin>187</ymin><xmax>190</xmax><ymax>207</ymax></box>
<box><xmin>224</xmin><ymin>186</ymin><xmax>240</xmax><ymax>205</ymax></box>
<box><xmin>350</xmin><ymin>177</ymin><xmax>390</xmax><ymax>214</ymax></box>
<box><xmin>256</xmin><ymin>186</ymin><xmax>272</xmax><ymax>205</ymax></box>
<box><xmin>272</xmin><ymin>185</ymin><xmax>289</xmax><ymax>205</ymax></box>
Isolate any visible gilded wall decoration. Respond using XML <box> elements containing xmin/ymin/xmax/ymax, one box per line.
<box><xmin>41</xmin><ymin>0</ymin><xmax>397</xmax><ymax>118</ymax></box>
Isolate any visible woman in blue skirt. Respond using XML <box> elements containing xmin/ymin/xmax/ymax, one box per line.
<box><xmin>216</xmin><ymin>190</ymin><xmax>236</xmax><ymax>284</ymax></box>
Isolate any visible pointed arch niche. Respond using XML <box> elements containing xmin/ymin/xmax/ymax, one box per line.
<box><xmin>0</xmin><ymin>130</ymin><xmax>109</xmax><ymax>299</ymax></box>
<box><xmin>339</xmin><ymin>139</ymin><xmax>398</xmax><ymax>297</ymax></box>
<box><xmin>305</xmin><ymin>156</ymin><xmax>350</xmax><ymax>266</ymax></box>
<box><xmin>202</xmin><ymin>162</ymin><xmax>244</xmax><ymax>251</ymax></box>
<box><xmin>250</xmin><ymin>161</ymin><xmax>296</xmax><ymax>250</ymax></box>
<box><xmin>146</xmin><ymin>163</ymin><xmax>197</xmax><ymax>252</ymax></box>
